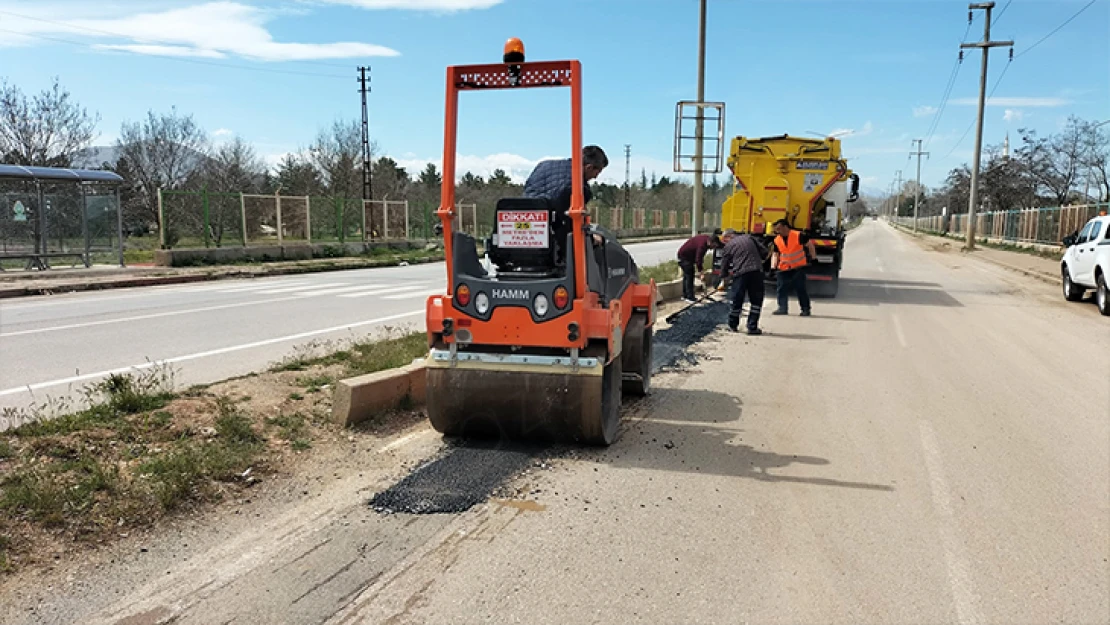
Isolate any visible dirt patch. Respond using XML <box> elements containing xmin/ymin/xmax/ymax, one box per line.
<box><xmin>0</xmin><ymin>331</ymin><xmax>429</xmax><ymax>577</ymax></box>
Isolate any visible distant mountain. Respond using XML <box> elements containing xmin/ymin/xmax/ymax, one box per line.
<box><xmin>71</xmin><ymin>144</ymin><xmax>211</xmax><ymax>171</ymax></box>
<box><xmin>71</xmin><ymin>146</ymin><xmax>121</xmax><ymax>169</ymax></box>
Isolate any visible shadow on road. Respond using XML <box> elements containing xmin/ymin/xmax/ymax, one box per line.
<box><xmin>606</xmin><ymin>389</ymin><xmax>895</xmax><ymax>493</ymax></box>
<box><xmin>836</xmin><ymin>278</ymin><xmax>964</xmax><ymax>307</ymax></box>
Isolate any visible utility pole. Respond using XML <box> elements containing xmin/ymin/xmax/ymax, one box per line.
<box><xmin>358</xmin><ymin>66</ymin><xmax>373</xmax><ymax>237</ymax></box>
<box><xmin>911</xmin><ymin>139</ymin><xmax>929</xmax><ymax>232</ymax></box>
<box><xmin>894</xmin><ymin>170</ymin><xmax>904</xmax><ymax>218</ymax></box>
<box><xmin>691</xmin><ymin>0</ymin><xmax>707</xmax><ymax>235</ymax></box>
<box><xmin>961</xmin><ymin>2</ymin><xmax>1013</xmax><ymax>250</ymax></box>
<box><xmin>624</xmin><ymin>144</ymin><xmax>632</xmax><ymax>213</ymax></box>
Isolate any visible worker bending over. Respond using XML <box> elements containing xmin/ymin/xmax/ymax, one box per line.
<box><xmin>771</xmin><ymin>218</ymin><xmax>816</xmax><ymax>316</ymax></box>
<box><xmin>676</xmin><ymin>229</ymin><xmax>723</xmax><ymax>303</ymax></box>
<box><xmin>717</xmin><ymin>228</ymin><xmax>769</xmax><ymax>335</ymax></box>
<box><xmin>523</xmin><ymin>145</ymin><xmax>608</xmax><ymax>264</ymax></box>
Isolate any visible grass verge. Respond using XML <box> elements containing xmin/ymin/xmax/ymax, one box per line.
<box><xmin>272</xmin><ymin>329</ymin><xmax>428</xmax><ymax>378</ymax></box>
<box><xmin>640</xmin><ymin>260</ymin><xmax>681</xmax><ymax>284</ymax></box>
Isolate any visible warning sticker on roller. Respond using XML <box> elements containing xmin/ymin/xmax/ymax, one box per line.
<box><xmin>497</xmin><ymin>211</ymin><xmax>549</xmax><ymax>248</ymax></box>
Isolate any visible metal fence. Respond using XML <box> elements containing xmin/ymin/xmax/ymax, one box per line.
<box><xmin>157</xmin><ymin>188</ymin><xmax>464</xmax><ymax>248</ymax></box>
<box><xmin>0</xmin><ymin>181</ymin><xmax>123</xmax><ymax>270</ymax></box>
<box><xmin>156</xmin><ymin>187</ymin><xmax>710</xmax><ymax>249</ymax></box>
<box><xmin>893</xmin><ymin>204</ymin><xmax>1108</xmax><ymax>246</ymax></box>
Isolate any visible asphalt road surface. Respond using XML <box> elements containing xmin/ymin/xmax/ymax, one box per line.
<box><xmin>3</xmin><ymin>221</ymin><xmax>1107</xmax><ymax>625</ymax></box>
<box><xmin>0</xmin><ymin>239</ymin><xmax>685</xmax><ymax>417</ymax></box>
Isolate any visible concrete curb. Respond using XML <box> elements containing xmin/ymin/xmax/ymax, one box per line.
<box><xmin>889</xmin><ymin>223</ymin><xmax>1059</xmax><ymax>285</ymax></box>
<box><xmin>330</xmin><ymin>276</ymin><xmax>687</xmax><ymax>427</ymax></box>
<box><xmin>332</xmin><ymin>362</ymin><xmax>427</xmax><ymax>428</ymax></box>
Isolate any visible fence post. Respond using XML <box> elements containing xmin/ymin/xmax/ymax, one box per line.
<box><xmin>275</xmin><ymin>191</ymin><xmax>283</xmax><ymax>245</ymax></box>
<box><xmin>157</xmin><ymin>187</ymin><xmax>166</xmax><ymax>249</ymax></box>
<box><xmin>80</xmin><ymin>185</ymin><xmax>91</xmax><ymax>267</ymax></box>
<box><xmin>239</xmin><ymin>192</ymin><xmax>248</xmax><ymax>247</ymax></box>
<box><xmin>116</xmin><ymin>186</ymin><xmax>125</xmax><ymax>267</ymax></box>
<box><xmin>202</xmin><ymin>186</ymin><xmax>210</xmax><ymax>248</ymax></box>
<box><xmin>305</xmin><ymin>196</ymin><xmax>312</xmax><ymax>244</ymax></box>
<box><xmin>404</xmin><ymin>201</ymin><xmax>410</xmax><ymax>241</ymax></box>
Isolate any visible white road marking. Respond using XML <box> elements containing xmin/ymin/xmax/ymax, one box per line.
<box><xmin>378</xmin><ymin>429</ymin><xmax>435</xmax><ymax>453</ymax></box>
<box><xmin>919</xmin><ymin>420</ymin><xmax>982</xmax><ymax>625</ymax></box>
<box><xmin>337</xmin><ymin>285</ymin><xmax>429</xmax><ymax>299</ymax></box>
<box><xmin>380</xmin><ymin>288</ymin><xmax>442</xmax><ymax>300</ymax></box>
<box><xmin>293</xmin><ymin>284</ymin><xmax>399</xmax><ymax>297</ymax></box>
<box><xmin>0</xmin><ymin>294</ymin><xmax>319</xmax><ymax>338</ymax></box>
<box><xmin>0</xmin><ymin>309</ymin><xmax>424</xmax><ymax>398</ymax></box>
<box><xmin>253</xmin><ymin>282</ymin><xmax>348</xmax><ymax>294</ymax></box>
<box><xmin>876</xmin><ymin>256</ymin><xmax>885</xmax><ymax>273</ymax></box>
<box><xmin>891</xmin><ymin>312</ymin><xmax>908</xmax><ymax>348</ymax></box>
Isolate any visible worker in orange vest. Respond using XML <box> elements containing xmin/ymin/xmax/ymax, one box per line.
<box><xmin>770</xmin><ymin>218</ymin><xmax>817</xmax><ymax>316</ymax></box>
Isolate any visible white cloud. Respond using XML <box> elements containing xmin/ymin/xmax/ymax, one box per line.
<box><xmin>0</xmin><ymin>2</ymin><xmax>400</xmax><ymax>61</ymax></box>
<box><xmin>951</xmin><ymin>96</ymin><xmax>1071</xmax><ymax>107</ymax></box>
<box><xmin>1003</xmin><ymin>109</ymin><xmax>1025</xmax><ymax>123</ymax></box>
<box><xmin>913</xmin><ymin>105</ymin><xmax>937</xmax><ymax>118</ymax></box>
<box><xmin>212</xmin><ymin>128</ymin><xmax>234</xmax><ymax>137</ymax></box>
<box><xmin>391</xmin><ymin>152</ymin><xmax>558</xmax><ymax>183</ymax></box>
<box><xmin>95</xmin><ymin>43</ymin><xmax>226</xmax><ymax>58</ymax></box>
<box><xmin>828</xmin><ymin>121</ymin><xmax>874</xmax><ymax>139</ymax></box>
<box><xmin>317</xmin><ymin>0</ymin><xmax>504</xmax><ymax>9</ymax></box>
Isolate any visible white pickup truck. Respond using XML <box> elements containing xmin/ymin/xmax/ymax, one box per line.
<box><xmin>1061</xmin><ymin>213</ymin><xmax>1110</xmax><ymax>316</ymax></box>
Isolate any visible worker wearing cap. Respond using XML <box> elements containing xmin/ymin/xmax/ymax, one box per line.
<box><xmin>717</xmin><ymin>228</ymin><xmax>769</xmax><ymax>334</ymax></box>
<box><xmin>676</xmin><ymin>229</ymin><xmax>723</xmax><ymax>303</ymax></box>
<box><xmin>771</xmin><ymin>218</ymin><xmax>816</xmax><ymax>316</ymax></box>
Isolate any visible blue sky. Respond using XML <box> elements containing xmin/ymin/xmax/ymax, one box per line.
<box><xmin>0</xmin><ymin>0</ymin><xmax>1106</xmax><ymax>196</ymax></box>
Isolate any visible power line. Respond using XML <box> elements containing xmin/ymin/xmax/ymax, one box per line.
<box><xmin>943</xmin><ymin>0</ymin><xmax>1096</xmax><ymax>158</ymax></box>
<box><xmin>1015</xmin><ymin>0</ymin><xmax>1098</xmax><ymax>59</ymax></box>
<box><xmin>991</xmin><ymin>0</ymin><xmax>1012</xmax><ymax>27</ymax></box>
<box><xmin>0</xmin><ymin>9</ymin><xmax>357</xmax><ymax>70</ymax></box>
<box><xmin>945</xmin><ymin>59</ymin><xmax>1012</xmax><ymax>159</ymax></box>
<box><xmin>0</xmin><ymin>28</ymin><xmax>350</xmax><ymax>79</ymax></box>
<box><xmin>922</xmin><ymin>12</ymin><xmax>975</xmax><ymax>149</ymax></box>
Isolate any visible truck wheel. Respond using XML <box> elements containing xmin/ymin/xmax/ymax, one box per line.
<box><xmin>1097</xmin><ymin>272</ymin><xmax>1109</xmax><ymax>316</ymax></box>
<box><xmin>1063</xmin><ymin>266</ymin><xmax>1085</xmax><ymax>302</ymax></box>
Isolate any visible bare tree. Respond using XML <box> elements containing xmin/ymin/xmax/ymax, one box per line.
<box><xmin>1082</xmin><ymin>121</ymin><xmax>1110</xmax><ymax>202</ymax></box>
<box><xmin>306</xmin><ymin>119</ymin><xmax>377</xmax><ymax>199</ymax></box>
<box><xmin>1018</xmin><ymin>116</ymin><xmax>1086</xmax><ymax>205</ymax></box>
<box><xmin>0</xmin><ymin>76</ymin><xmax>99</xmax><ymax>167</ymax></box>
<box><xmin>115</xmin><ymin>108</ymin><xmax>210</xmax><ymax>230</ymax></box>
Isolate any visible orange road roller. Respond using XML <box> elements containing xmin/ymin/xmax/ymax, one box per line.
<box><xmin>422</xmin><ymin>39</ymin><xmax>658</xmax><ymax>446</ymax></box>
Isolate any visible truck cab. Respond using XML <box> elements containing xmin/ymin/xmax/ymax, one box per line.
<box><xmin>1061</xmin><ymin>213</ymin><xmax>1110</xmax><ymax>315</ymax></box>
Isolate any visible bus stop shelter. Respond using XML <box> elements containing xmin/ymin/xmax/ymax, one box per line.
<box><xmin>0</xmin><ymin>164</ymin><xmax>125</xmax><ymax>270</ymax></box>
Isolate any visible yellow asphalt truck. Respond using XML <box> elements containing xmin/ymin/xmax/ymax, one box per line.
<box><xmin>716</xmin><ymin>134</ymin><xmax>859</xmax><ymax>297</ymax></box>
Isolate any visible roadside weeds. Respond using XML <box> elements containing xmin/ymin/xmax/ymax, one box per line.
<box><xmin>0</xmin><ymin>329</ymin><xmax>429</xmax><ymax>576</ymax></box>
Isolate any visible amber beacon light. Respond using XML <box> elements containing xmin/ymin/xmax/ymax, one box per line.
<box><xmin>503</xmin><ymin>37</ymin><xmax>525</xmax><ymax>85</ymax></box>
<box><xmin>503</xmin><ymin>37</ymin><xmax>525</xmax><ymax>63</ymax></box>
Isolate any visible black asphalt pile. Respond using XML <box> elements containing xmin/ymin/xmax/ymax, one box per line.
<box><xmin>369</xmin><ymin>299</ymin><xmax>726</xmax><ymax>516</ymax></box>
<box><xmin>651</xmin><ymin>299</ymin><xmax>728</xmax><ymax>372</ymax></box>
<box><xmin>368</xmin><ymin>439</ymin><xmax>540</xmax><ymax>514</ymax></box>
